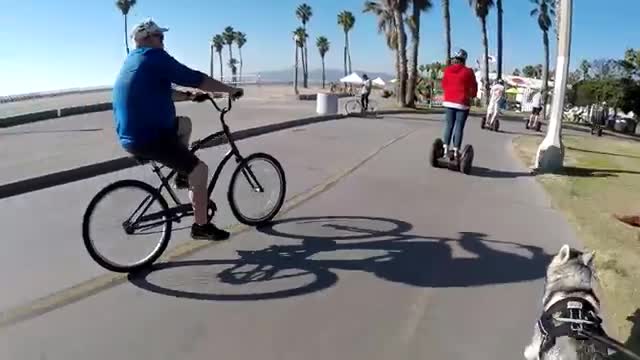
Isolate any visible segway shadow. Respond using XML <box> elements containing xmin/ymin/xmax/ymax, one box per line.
<box><xmin>429</xmin><ymin>138</ymin><xmax>474</xmax><ymax>175</ymax></box>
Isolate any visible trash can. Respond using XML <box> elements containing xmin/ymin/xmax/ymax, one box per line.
<box><xmin>316</xmin><ymin>92</ymin><xmax>338</xmax><ymax>115</ymax></box>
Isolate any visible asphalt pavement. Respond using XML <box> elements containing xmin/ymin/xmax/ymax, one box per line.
<box><xmin>0</xmin><ymin>113</ymin><xmax>583</xmax><ymax>359</ymax></box>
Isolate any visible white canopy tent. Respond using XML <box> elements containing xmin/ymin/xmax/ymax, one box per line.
<box><xmin>339</xmin><ymin>72</ymin><xmax>363</xmax><ymax>84</ymax></box>
<box><xmin>372</xmin><ymin>77</ymin><xmax>386</xmax><ymax>87</ymax></box>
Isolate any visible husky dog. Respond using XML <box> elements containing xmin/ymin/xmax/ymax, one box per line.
<box><xmin>524</xmin><ymin>244</ymin><xmax>612</xmax><ymax>360</ymax></box>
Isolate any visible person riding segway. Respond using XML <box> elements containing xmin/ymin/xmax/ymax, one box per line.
<box><xmin>481</xmin><ymin>79</ymin><xmax>505</xmax><ymax>131</ymax></box>
<box><xmin>430</xmin><ymin>49</ymin><xmax>477</xmax><ymax>175</ymax></box>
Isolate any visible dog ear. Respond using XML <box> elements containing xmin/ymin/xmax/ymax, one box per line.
<box><xmin>582</xmin><ymin>250</ymin><xmax>595</xmax><ymax>267</ymax></box>
<box><xmin>558</xmin><ymin>244</ymin><xmax>571</xmax><ymax>263</ymax></box>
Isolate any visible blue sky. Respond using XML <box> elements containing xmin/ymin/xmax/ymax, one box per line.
<box><xmin>0</xmin><ymin>0</ymin><xmax>638</xmax><ymax>95</ymax></box>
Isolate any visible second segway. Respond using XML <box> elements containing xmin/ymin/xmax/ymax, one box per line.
<box><xmin>480</xmin><ymin>116</ymin><xmax>500</xmax><ymax>132</ymax></box>
<box><xmin>429</xmin><ymin>138</ymin><xmax>474</xmax><ymax>175</ymax></box>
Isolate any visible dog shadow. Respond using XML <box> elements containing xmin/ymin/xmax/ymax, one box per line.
<box><xmin>613</xmin><ymin>308</ymin><xmax>640</xmax><ymax>360</ymax></box>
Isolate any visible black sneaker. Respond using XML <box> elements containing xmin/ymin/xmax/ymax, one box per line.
<box><xmin>191</xmin><ymin>223</ymin><xmax>230</xmax><ymax>241</ymax></box>
<box><xmin>175</xmin><ymin>174</ymin><xmax>189</xmax><ymax>189</ymax></box>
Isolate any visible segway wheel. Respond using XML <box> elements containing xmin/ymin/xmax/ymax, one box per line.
<box><xmin>535</xmin><ymin>122</ymin><xmax>542</xmax><ymax>132</ymax></box>
<box><xmin>493</xmin><ymin>119</ymin><xmax>500</xmax><ymax>132</ymax></box>
<box><xmin>430</xmin><ymin>138</ymin><xmax>444</xmax><ymax>168</ymax></box>
<box><xmin>460</xmin><ymin>145</ymin><xmax>474</xmax><ymax>175</ymax></box>
<box><xmin>480</xmin><ymin>116</ymin><xmax>486</xmax><ymax>129</ymax></box>
<box><xmin>525</xmin><ymin>121</ymin><xmax>530</xmax><ymax>130</ymax></box>
<box><xmin>597</xmin><ymin>127</ymin><xmax>603</xmax><ymax>137</ymax></box>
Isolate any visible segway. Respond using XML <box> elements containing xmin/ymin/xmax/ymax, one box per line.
<box><xmin>480</xmin><ymin>116</ymin><xmax>500</xmax><ymax>132</ymax></box>
<box><xmin>590</xmin><ymin>122</ymin><xmax>604</xmax><ymax>137</ymax></box>
<box><xmin>525</xmin><ymin>119</ymin><xmax>542</xmax><ymax>132</ymax></box>
<box><xmin>429</xmin><ymin>138</ymin><xmax>474</xmax><ymax>175</ymax></box>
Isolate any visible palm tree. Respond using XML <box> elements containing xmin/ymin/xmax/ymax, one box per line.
<box><xmin>579</xmin><ymin>59</ymin><xmax>591</xmax><ymax>80</ymax></box>
<box><xmin>442</xmin><ymin>0</ymin><xmax>451</xmax><ymax>65</ymax></box>
<box><xmin>513</xmin><ymin>68</ymin><xmax>521</xmax><ymax>76</ymax></box>
<box><xmin>496</xmin><ymin>0</ymin><xmax>503</xmax><ymax>80</ymax></box>
<box><xmin>296</xmin><ymin>3</ymin><xmax>313</xmax><ymax>88</ymax></box>
<box><xmin>531</xmin><ymin>0</ymin><xmax>555</xmax><ymax>116</ymax></box>
<box><xmin>222</xmin><ymin>26</ymin><xmax>236</xmax><ymax>83</ymax></box>
<box><xmin>406</xmin><ymin>0</ymin><xmax>433</xmax><ymax>107</ymax></box>
<box><xmin>363</xmin><ymin>0</ymin><xmax>407</xmax><ymax>106</ymax></box>
<box><xmin>293</xmin><ymin>27</ymin><xmax>307</xmax><ymax>94</ymax></box>
<box><xmin>212</xmin><ymin>35</ymin><xmax>225</xmax><ymax>81</ymax></box>
<box><xmin>115</xmin><ymin>0</ymin><xmax>137</xmax><ymax>55</ymax></box>
<box><xmin>316</xmin><ymin>36</ymin><xmax>330</xmax><ymax>88</ymax></box>
<box><xmin>338</xmin><ymin>11</ymin><xmax>356</xmax><ymax>76</ymax></box>
<box><xmin>235</xmin><ymin>32</ymin><xmax>247</xmax><ymax>83</ymax></box>
<box><xmin>469</xmin><ymin>0</ymin><xmax>495</xmax><ymax>105</ymax></box>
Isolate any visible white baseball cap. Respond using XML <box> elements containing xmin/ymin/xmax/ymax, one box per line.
<box><xmin>131</xmin><ymin>18</ymin><xmax>169</xmax><ymax>41</ymax></box>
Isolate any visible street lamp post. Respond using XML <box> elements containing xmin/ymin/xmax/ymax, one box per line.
<box><xmin>534</xmin><ymin>0</ymin><xmax>573</xmax><ymax>172</ymax></box>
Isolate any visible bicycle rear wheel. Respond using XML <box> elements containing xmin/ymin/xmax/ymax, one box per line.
<box><xmin>228</xmin><ymin>153</ymin><xmax>286</xmax><ymax>226</ymax></box>
<box><xmin>82</xmin><ymin>179</ymin><xmax>172</xmax><ymax>273</ymax></box>
<box><xmin>344</xmin><ymin>99</ymin><xmax>361</xmax><ymax>114</ymax></box>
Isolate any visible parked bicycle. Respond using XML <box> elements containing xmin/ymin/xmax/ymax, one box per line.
<box><xmin>82</xmin><ymin>94</ymin><xmax>287</xmax><ymax>273</ymax></box>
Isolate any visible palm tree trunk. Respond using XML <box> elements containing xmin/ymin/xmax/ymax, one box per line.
<box><xmin>481</xmin><ymin>17</ymin><xmax>490</xmax><ymax>106</ymax></box>
<box><xmin>497</xmin><ymin>0</ymin><xmax>503</xmax><ymax>80</ymax></box>
<box><xmin>218</xmin><ymin>52</ymin><xmax>224</xmax><ymax>82</ymax></box>
<box><xmin>228</xmin><ymin>46</ymin><xmax>234</xmax><ymax>83</ymax></box>
<box><xmin>294</xmin><ymin>44</ymin><xmax>299</xmax><ymax>94</ymax></box>
<box><xmin>406</xmin><ymin>10</ymin><xmax>421</xmax><ymax>107</ymax></box>
<box><xmin>344</xmin><ymin>32</ymin><xmax>348</xmax><ymax>76</ymax></box>
<box><xmin>347</xmin><ymin>31</ymin><xmax>352</xmax><ymax>74</ymax></box>
<box><xmin>442</xmin><ymin>0</ymin><xmax>451</xmax><ymax>65</ymax></box>
<box><xmin>239</xmin><ymin>47</ymin><xmax>243</xmax><ymax>83</ymax></box>
<box><xmin>303</xmin><ymin>44</ymin><xmax>309</xmax><ymax>88</ymax></box>
<box><xmin>322</xmin><ymin>56</ymin><xmax>326</xmax><ymax>88</ymax></box>
<box><xmin>394</xmin><ymin>10</ymin><xmax>408</xmax><ymax>107</ymax></box>
<box><xmin>210</xmin><ymin>44</ymin><xmax>214</xmax><ymax>77</ymax></box>
<box><xmin>542</xmin><ymin>30</ymin><xmax>550</xmax><ymax>119</ymax></box>
<box><xmin>124</xmin><ymin>15</ymin><xmax>129</xmax><ymax>55</ymax></box>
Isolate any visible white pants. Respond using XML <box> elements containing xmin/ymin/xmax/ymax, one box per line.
<box><xmin>486</xmin><ymin>100</ymin><xmax>499</xmax><ymax>117</ymax></box>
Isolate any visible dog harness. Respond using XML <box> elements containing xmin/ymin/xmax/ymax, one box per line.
<box><xmin>538</xmin><ymin>291</ymin><xmax>610</xmax><ymax>358</ymax></box>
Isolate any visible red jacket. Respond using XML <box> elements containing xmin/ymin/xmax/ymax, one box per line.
<box><xmin>441</xmin><ymin>64</ymin><xmax>478</xmax><ymax>110</ymax></box>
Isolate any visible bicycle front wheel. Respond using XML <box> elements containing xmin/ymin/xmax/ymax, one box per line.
<box><xmin>228</xmin><ymin>153</ymin><xmax>286</xmax><ymax>226</ymax></box>
<box><xmin>82</xmin><ymin>179</ymin><xmax>172</xmax><ymax>273</ymax></box>
<box><xmin>344</xmin><ymin>99</ymin><xmax>361</xmax><ymax>114</ymax></box>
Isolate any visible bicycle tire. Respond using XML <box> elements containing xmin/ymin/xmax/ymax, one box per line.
<box><xmin>227</xmin><ymin>152</ymin><xmax>287</xmax><ymax>227</ymax></box>
<box><xmin>82</xmin><ymin>179</ymin><xmax>172</xmax><ymax>273</ymax></box>
<box><xmin>344</xmin><ymin>99</ymin><xmax>361</xmax><ymax>114</ymax></box>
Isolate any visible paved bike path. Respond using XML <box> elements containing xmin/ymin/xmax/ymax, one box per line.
<box><xmin>0</xmin><ymin>115</ymin><xmax>424</xmax><ymax>313</ymax></box>
<box><xmin>0</xmin><ymin>114</ymin><xmax>583</xmax><ymax>359</ymax></box>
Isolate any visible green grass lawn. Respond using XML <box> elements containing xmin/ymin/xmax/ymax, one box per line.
<box><xmin>513</xmin><ymin>134</ymin><xmax>640</xmax><ymax>355</ymax></box>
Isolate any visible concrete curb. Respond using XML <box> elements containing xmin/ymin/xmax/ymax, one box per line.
<box><xmin>0</xmin><ymin>99</ymin><xmax>188</xmax><ymax>129</ymax></box>
<box><xmin>0</xmin><ymin>113</ymin><xmax>347</xmax><ymax>200</ymax></box>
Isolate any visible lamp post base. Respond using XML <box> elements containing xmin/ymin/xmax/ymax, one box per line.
<box><xmin>533</xmin><ymin>136</ymin><xmax>565</xmax><ymax>173</ymax></box>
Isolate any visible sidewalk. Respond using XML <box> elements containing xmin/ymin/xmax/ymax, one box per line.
<box><xmin>0</xmin><ymin>96</ymin><xmax>320</xmax><ymax>187</ymax></box>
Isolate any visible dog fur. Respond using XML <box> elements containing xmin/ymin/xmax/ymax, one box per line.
<box><xmin>523</xmin><ymin>244</ymin><xmax>611</xmax><ymax>360</ymax></box>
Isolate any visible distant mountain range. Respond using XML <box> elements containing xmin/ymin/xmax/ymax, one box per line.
<box><xmin>254</xmin><ymin>68</ymin><xmax>395</xmax><ymax>83</ymax></box>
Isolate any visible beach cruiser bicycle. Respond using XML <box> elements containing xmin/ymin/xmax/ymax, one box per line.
<box><xmin>344</xmin><ymin>95</ymin><xmax>378</xmax><ymax>117</ymax></box>
<box><xmin>82</xmin><ymin>94</ymin><xmax>287</xmax><ymax>273</ymax></box>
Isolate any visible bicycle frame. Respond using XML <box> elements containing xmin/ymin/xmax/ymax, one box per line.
<box><xmin>127</xmin><ymin>95</ymin><xmax>266</xmax><ymax>230</ymax></box>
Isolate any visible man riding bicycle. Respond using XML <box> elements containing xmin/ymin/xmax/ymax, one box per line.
<box><xmin>112</xmin><ymin>19</ymin><xmax>243</xmax><ymax>241</ymax></box>
<box><xmin>441</xmin><ymin>49</ymin><xmax>478</xmax><ymax>159</ymax></box>
<box><xmin>360</xmin><ymin>74</ymin><xmax>372</xmax><ymax>111</ymax></box>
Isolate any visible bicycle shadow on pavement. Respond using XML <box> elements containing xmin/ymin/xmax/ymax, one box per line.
<box><xmin>128</xmin><ymin>216</ymin><xmax>551</xmax><ymax>301</ymax></box>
